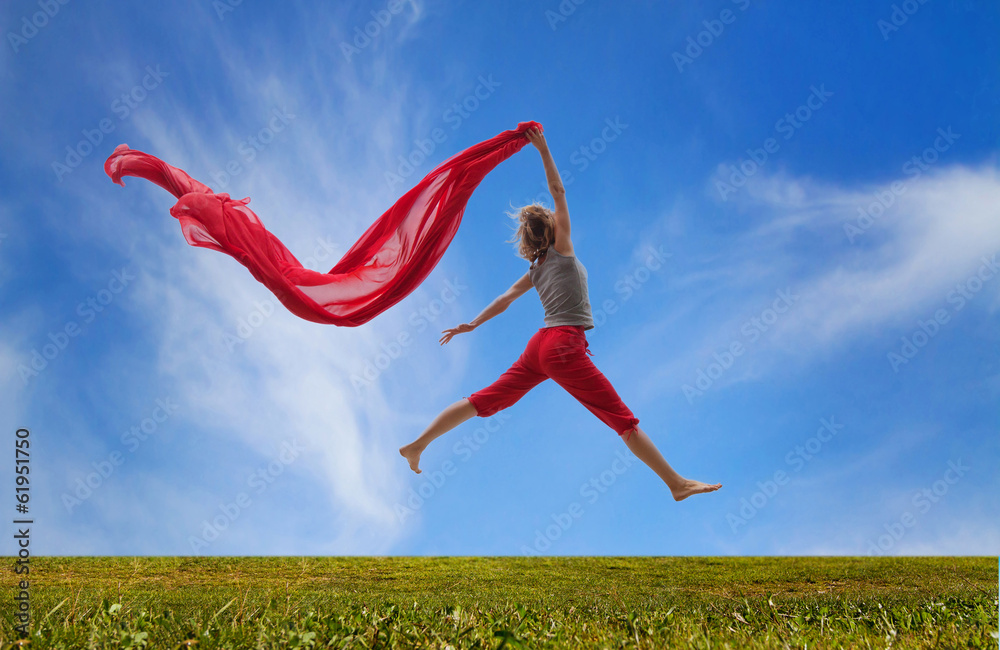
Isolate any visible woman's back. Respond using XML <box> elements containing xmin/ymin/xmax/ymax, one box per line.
<box><xmin>530</xmin><ymin>248</ymin><xmax>594</xmax><ymax>330</ymax></box>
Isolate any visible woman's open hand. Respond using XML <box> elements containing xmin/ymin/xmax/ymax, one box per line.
<box><xmin>525</xmin><ymin>127</ymin><xmax>548</xmax><ymax>152</ymax></box>
<box><xmin>440</xmin><ymin>323</ymin><xmax>476</xmax><ymax>345</ymax></box>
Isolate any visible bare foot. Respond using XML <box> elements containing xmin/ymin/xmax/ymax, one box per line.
<box><xmin>671</xmin><ymin>479</ymin><xmax>722</xmax><ymax>502</ymax></box>
<box><xmin>399</xmin><ymin>442</ymin><xmax>424</xmax><ymax>474</ymax></box>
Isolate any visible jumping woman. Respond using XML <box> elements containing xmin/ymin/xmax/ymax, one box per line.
<box><xmin>399</xmin><ymin>127</ymin><xmax>721</xmax><ymax>502</ymax></box>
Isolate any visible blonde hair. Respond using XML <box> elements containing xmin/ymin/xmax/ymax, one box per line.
<box><xmin>507</xmin><ymin>203</ymin><xmax>554</xmax><ymax>266</ymax></box>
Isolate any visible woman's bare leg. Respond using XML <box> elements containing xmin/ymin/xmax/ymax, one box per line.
<box><xmin>622</xmin><ymin>425</ymin><xmax>722</xmax><ymax>501</ymax></box>
<box><xmin>399</xmin><ymin>399</ymin><xmax>477</xmax><ymax>474</ymax></box>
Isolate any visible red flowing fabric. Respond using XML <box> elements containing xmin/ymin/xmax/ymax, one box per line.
<box><xmin>104</xmin><ymin>121</ymin><xmax>541</xmax><ymax>326</ymax></box>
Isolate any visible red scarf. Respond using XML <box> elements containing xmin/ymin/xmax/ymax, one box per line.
<box><xmin>105</xmin><ymin>121</ymin><xmax>541</xmax><ymax>326</ymax></box>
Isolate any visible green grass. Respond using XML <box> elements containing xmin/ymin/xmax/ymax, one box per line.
<box><xmin>1</xmin><ymin>557</ymin><xmax>996</xmax><ymax>649</ymax></box>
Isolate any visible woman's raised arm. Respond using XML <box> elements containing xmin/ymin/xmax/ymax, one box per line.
<box><xmin>526</xmin><ymin>127</ymin><xmax>572</xmax><ymax>255</ymax></box>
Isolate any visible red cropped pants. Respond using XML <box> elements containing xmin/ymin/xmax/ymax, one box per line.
<box><xmin>465</xmin><ymin>326</ymin><xmax>639</xmax><ymax>440</ymax></box>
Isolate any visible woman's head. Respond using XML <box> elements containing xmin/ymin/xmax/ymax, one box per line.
<box><xmin>507</xmin><ymin>203</ymin><xmax>554</xmax><ymax>265</ymax></box>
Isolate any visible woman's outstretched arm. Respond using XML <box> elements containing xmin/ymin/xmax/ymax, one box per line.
<box><xmin>439</xmin><ymin>272</ymin><xmax>533</xmax><ymax>344</ymax></box>
<box><xmin>525</xmin><ymin>127</ymin><xmax>572</xmax><ymax>255</ymax></box>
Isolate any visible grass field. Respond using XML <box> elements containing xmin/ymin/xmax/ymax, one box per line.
<box><xmin>1</xmin><ymin>557</ymin><xmax>996</xmax><ymax>649</ymax></box>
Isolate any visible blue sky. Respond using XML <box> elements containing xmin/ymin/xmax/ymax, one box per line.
<box><xmin>1</xmin><ymin>1</ymin><xmax>997</xmax><ymax>556</ymax></box>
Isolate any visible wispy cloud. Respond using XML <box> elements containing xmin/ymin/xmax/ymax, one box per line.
<box><xmin>637</xmin><ymin>163</ymin><xmax>1000</xmax><ymax>398</ymax></box>
<box><xmin>14</xmin><ymin>3</ymin><xmax>474</xmax><ymax>553</ymax></box>
<box><xmin>3</xmin><ymin>2</ymin><xmax>997</xmax><ymax>556</ymax></box>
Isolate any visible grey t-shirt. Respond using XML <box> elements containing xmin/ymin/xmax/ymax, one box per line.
<box><xmin>529</xmin><ymin>248</ymin><xmax>595</xmax><ymax>330</ymax></box>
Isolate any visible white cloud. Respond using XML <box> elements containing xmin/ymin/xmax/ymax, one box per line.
<box><xmin>638</xmin><ymin>163</ymin><xmax>1000</xmax><ymax>396</ymax></box>
<box><xmin>755</xmin><ymin>164</ymin><xmax>1000</xmax><ymax>347</ymax></box>
<box><xmin>20</xmin><ymin>5</ymin><xmax>483</xmax><ymax>553</ymax></box>
<box><xmin>114</xmin><ymin>105</ymin><xmax>445</xmax><ymax>548</ymax></box>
